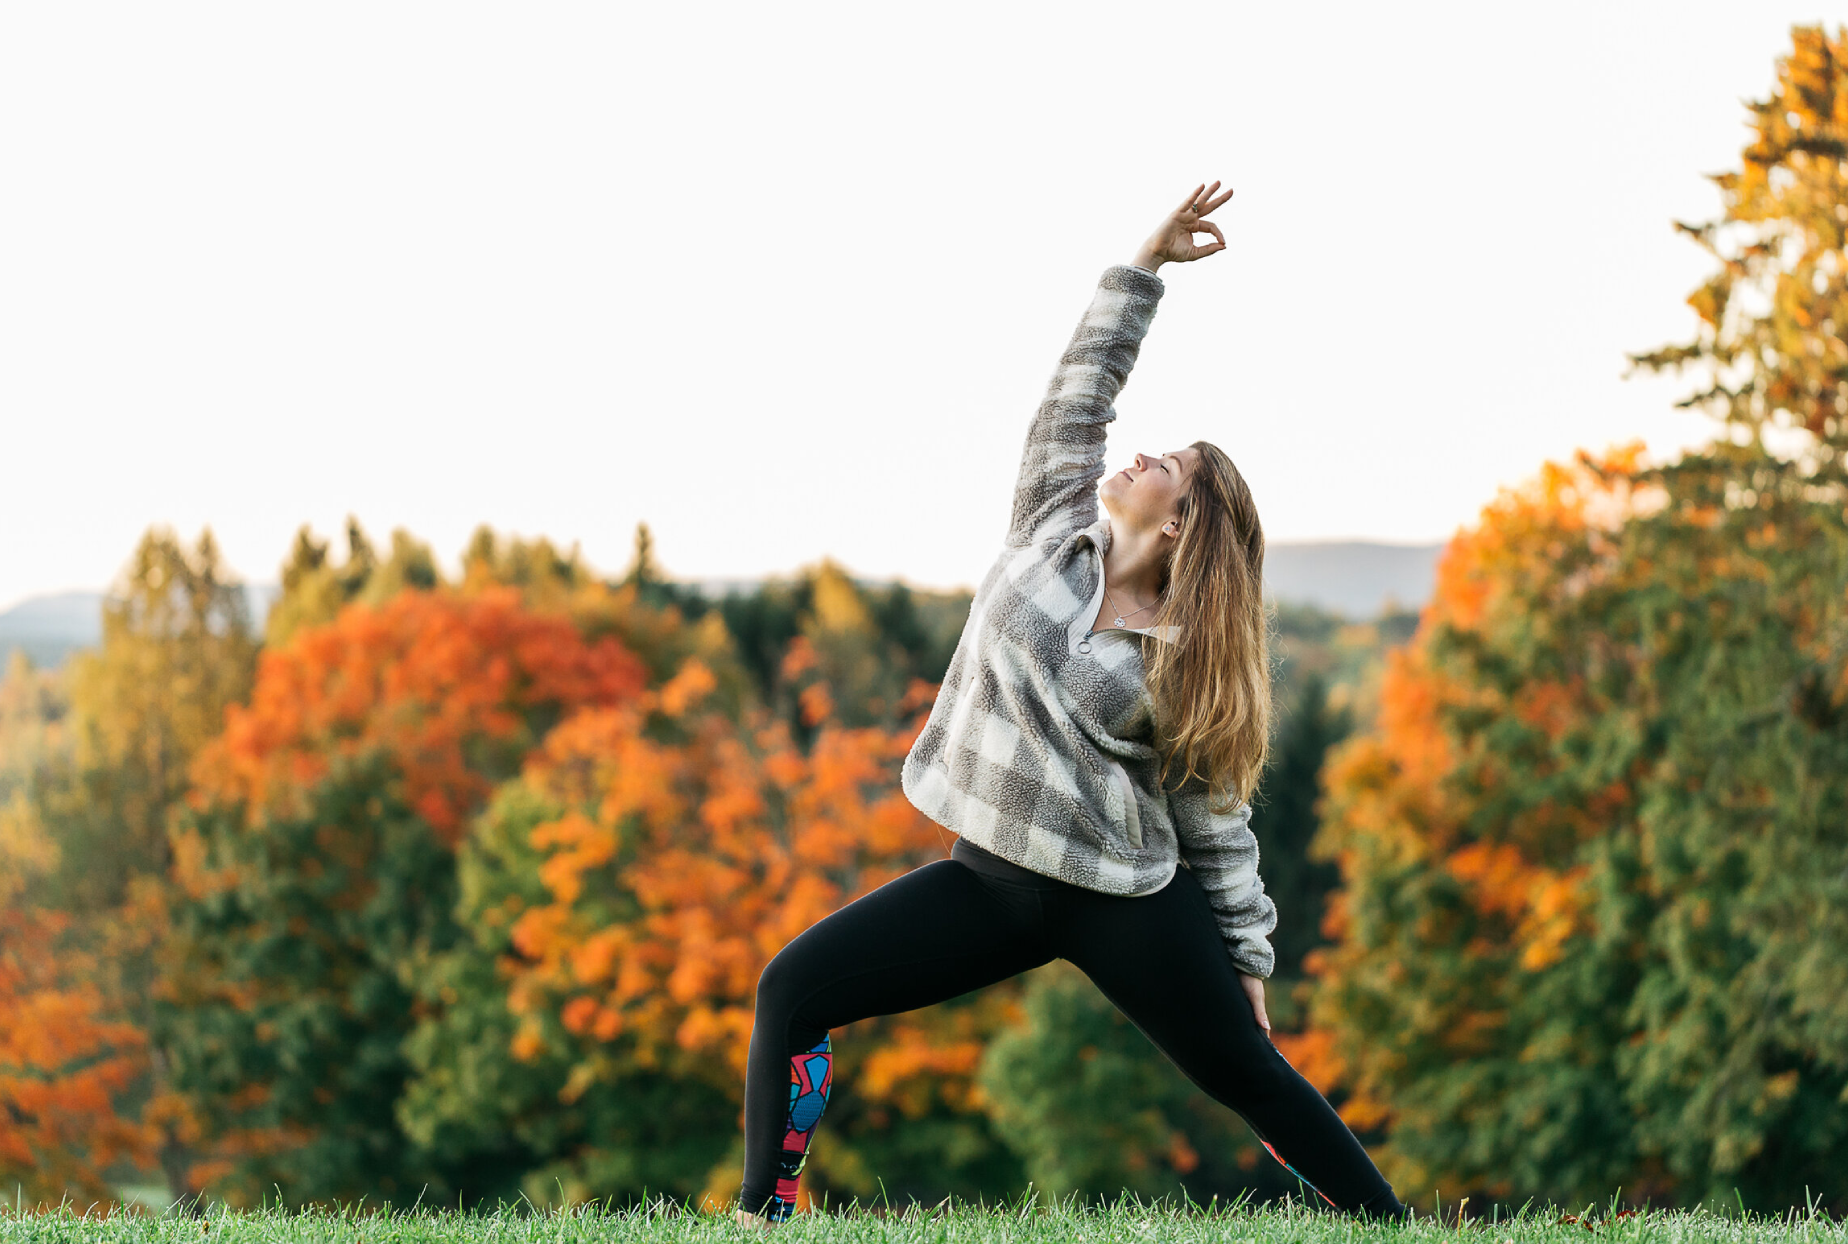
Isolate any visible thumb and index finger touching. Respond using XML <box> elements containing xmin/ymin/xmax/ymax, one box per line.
<box><xmin>1189</xmin><ymin>217</ymin><xmax>1227</xmax><ymax>259</ymax></box>
<box><xmin>1173</xmin><ymin>180</ymin><xmax>1234</xmax><ymax>259</ymax></box>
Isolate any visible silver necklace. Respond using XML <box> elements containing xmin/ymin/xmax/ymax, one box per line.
<box><xmin>1104</xmin><ymin>585</ymin><xmax>1158</xmax><ymax>630</ymax></box>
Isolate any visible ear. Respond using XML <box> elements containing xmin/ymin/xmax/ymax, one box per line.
<box><xmin>1162</xmin><ymin>519</ymin><xmax>1182</xmax><ymax>539</ymax></box>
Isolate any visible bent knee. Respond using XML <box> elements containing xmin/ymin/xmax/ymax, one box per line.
<box><xmin>755</xmin><ymin>945</ymin><xmax>833</xmax><ymax>1048</ymax></box>
<box><xmin>755</xmin><ymin>939</ymin><xmax>824</xmax><ymax>1016</ymax></box>
<box><xmin>755</xmin><ymin>947</ymin><xmax>794</xmax><ymax>1005</ymax></box>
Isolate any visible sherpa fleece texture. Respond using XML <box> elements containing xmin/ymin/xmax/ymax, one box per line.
<box><xmin>901</xmin><ymin>264</ymin><xmax>1278</xmax><ymax>979</ymax></box>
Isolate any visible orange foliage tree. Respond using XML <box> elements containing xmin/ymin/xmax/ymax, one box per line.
<box><xmin>398</xmin><ymin>640</ymin><xmax>1025</xmax><ymax>1210</ymax></box>
<box><xmin>1294</xmin><ymin>439</ymin><xmax>1848</xmax><ymax>1213</ymax></box>
<box><xmin>189</xmin><ymin>584</ymin><xmax>645</xmax><ymax>842</ymax></box>
<box><xmin>1284</xmin><ymin>450</ymin><xmax>1650</xmax><ymax>1174</ymax></box>
<box><xmin>156</xmin><ymin>585</ymin><xmax>645</xmax><ymax>1206</ymax></box>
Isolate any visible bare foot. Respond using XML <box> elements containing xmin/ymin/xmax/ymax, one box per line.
<box><xmin>735</xmin><ymin>1206</ymin><xmax>774</xmax><ymax>1230</ymax></box>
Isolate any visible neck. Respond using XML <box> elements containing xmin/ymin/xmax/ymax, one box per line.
<box><xmin>1102</xmin><ymin>521</ymin><xmax>1168</xmax><ymax>607</ymax></box>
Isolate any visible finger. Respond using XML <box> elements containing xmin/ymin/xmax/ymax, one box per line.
<box><xmin>1175</xmin><ymin>183</ymin><xmax>1206</xmax><ymax>214</ymax></box>
<box><xmin>1199</xmin><ymin>185</ymin><xmax>1236</xmax><ymax>216</ymax></box>
<box><xmin>1194</xmin><ymin>219</ymin><xmax>1225</xmax><ymax>246</ymax></box>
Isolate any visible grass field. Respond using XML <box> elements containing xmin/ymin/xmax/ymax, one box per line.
<box><xmin>3</xmin><ymin>1192</ymin><xmax>1843</xmax><ymax>1244</ymax></box>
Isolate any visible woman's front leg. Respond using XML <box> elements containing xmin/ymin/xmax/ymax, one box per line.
<box><xmin>1052</xmin><ymin>866</ymin><xmax>1405</xmax><ymax>1218</ymax></box>
<box><xmin>740</xmin><ymin>858</ymin><xmax>1054</xmax><ymax>1223</ymax></box>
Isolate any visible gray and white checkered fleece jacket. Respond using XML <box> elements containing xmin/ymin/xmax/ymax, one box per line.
<box><xmin>901</xmin><ymin>263</ymin><xmax>1279</xmax><ymax>979</ymax></box>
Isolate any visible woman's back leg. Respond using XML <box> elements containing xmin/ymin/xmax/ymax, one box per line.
<box><xmin>741</xmin><ymin>858</ymin><xmax>1054</xmax><ymax>1221</ymax></box>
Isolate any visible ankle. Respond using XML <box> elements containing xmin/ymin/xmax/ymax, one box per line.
<box><xmin>1355</xmin><ymin>1187</ymin><xmax>1411</xmax><ymax>1223</ymax></box>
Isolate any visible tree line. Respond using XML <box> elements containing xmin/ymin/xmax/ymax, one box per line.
<box><xmin>0</xmin><ymin>519</ymin><xmax>1373</xmax><ymax>1214</ymax></box>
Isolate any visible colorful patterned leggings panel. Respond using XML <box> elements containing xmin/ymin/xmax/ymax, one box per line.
<box><xmin>754</xmin><ymin>1035</ymin><xmax>833</xmax><ymax>1223</ymax></box>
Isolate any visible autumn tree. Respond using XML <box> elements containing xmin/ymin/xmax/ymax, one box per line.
<box><xmin>8</xmin><ymin>529</ymin><xmax>260</xmax><ymax>1202</ymax></box>
<box><xmin>2</xmin><ymin>650</ymin><xmax>153</xmax><ymax>1206</ymax></box>
<box><xmin>1295</xmin><ymin>29</ymin><xmax>1848</xmax><ymax>1216</ymax></box>
<box><xmin>0</xmin><ymin>794</ymin><xmax>150</xmax><ymax>1207</ymax></box>
<box><xmin>1303</xmin><ymin>443</ymin><xmax>1848</xmax><ymax>1213</ymax></box>
<box><xmin>715</xmin><ymin>560</ymin><xmax>968</xmax><ymax>737</ymax></box>
<box><xmin>1632</xmin><ymin>25</ymin><xmax>1848</xmax><ymax>475</ymax></box>
<box><xmin>157</xmin><ymin>585</ymin><xmax>647</xmax><ymax>1206</ymax></box>
<box><xmin>52</xmin><ymin>529</ymin><xmax>257</xmax><ymax>911</ymax></box>
<box><xmin>493</xmin><ymin>524</ymin><xmax>743</xmax><ymax>692</ymax></box>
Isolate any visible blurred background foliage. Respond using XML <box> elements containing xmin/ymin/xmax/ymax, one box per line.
<box><xmin>4</xmin><ymin>23</ymin><xmax>1848</xmax><ymax>1221</ymax></box>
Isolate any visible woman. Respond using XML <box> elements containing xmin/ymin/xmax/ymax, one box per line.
<box><xmin>735</xmin><ymin>182</ymin><xmax>1411</xmax><ymax>1228</ymax></box>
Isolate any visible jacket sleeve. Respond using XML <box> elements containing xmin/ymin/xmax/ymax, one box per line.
<box><xmin>1169</xmin><ymin>777</ymin><xmax>1278</xmax><ymax>979</ymax></box>
<box><xmin>1005</xmin><ymin>264</ymin><xmax>1165</xmax><ymax>548</ymax></box>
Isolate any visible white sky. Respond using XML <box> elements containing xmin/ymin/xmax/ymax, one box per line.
<box><xmin>0</xmin><ymin>2</ymin><xmax>1835</xmax><ymax>609</ymax></box>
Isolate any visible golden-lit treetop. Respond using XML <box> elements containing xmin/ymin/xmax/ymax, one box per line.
<box><xmin>1633</xmin><ymin>25</ymin><xmax>1848</xmax><ymax>471</ymax></box>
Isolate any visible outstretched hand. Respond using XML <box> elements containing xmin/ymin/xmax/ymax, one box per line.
<box><xmin>1132</xmin><ymin>181</ymin><xmax>1234</xmax><ymax>272</ymax></box>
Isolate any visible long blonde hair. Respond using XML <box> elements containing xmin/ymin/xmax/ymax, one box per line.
<box><xmin>1143</xmin><ymin>440</ymin><xmax>1271</xmax><ymax>814</ymax></box>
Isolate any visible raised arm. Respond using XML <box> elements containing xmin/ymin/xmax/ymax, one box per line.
<box><xmin>1004</xmin><ymin>182</ymin><xmax>1236</xmax><ymax>548</ymax></box>
<box><xmin>1004</xmin><ymin>265</ymin><xmax>1163</xmax><ymax>546</ymax></box>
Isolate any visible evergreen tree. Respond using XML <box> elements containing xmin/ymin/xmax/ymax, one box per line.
<box><xmin>266</xmin><ymin>518</ymin><xmax>439</xmax><ymax>646</ymax></box>
<box><xmin>1257</xmin><ymin>673</ymin><xmax>1349</xmax><ymax>980</ymax></box>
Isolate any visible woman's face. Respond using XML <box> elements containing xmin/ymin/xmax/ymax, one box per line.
<box><xmin>1100</xmin><ymin>447</ymin><xmax>1199</xmax><ymax>537</ymax></box>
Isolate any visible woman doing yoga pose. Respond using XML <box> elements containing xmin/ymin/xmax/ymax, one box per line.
<box><xmin>734</xmin><ymin>183</ymin><xmax>1411</xmax><ymax>1228</ymax></box>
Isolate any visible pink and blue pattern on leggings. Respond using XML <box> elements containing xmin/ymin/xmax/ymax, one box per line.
<box><xmin>762</xmin><ymin>1034</ymin><xmax>833</xmax><ymax>1222</ymax></box>
<box><xmin>1259</xmin><ymin>1137</ymin><xmax>1338</xmax><ymax>1208</ymax></box>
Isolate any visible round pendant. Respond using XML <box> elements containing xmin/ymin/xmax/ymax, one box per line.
<box><xmin>1077</xmin><ymin>640</ymin><xmax>1092</xmax><ymax>654</ymax></box>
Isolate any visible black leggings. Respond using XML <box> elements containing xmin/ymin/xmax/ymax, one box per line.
<box><xmin>738</xmin><ymin>836</ymin><xmax>1407</xmax><ymax>1222</ymax></box>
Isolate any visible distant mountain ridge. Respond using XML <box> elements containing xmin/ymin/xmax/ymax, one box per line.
<box><xmin>0</xmin><ymin>541</ymin><xmax>1444</xmax><ymax>671</ymax></box>
<box><xmin>0</xmin><ymin>591</ymin><xmax>107</xmax><ymax>670</ymax></box>
<box><xmin>0</xmin><ymin>585</ymin><xmax>280</xmax><ymax>671</ymax></box>
<box><xmin>1260</xmin><ymin>539</ymin><xmax>1443</xmax><ymax>619</ymax></box>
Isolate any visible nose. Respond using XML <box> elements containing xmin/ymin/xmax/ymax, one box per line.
<box><xmin>1133</xmin><ymin>453</ymin><xmax>1148</xmax><ymax>471</ymax></box>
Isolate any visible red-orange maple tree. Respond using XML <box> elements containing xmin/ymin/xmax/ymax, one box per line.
<box><xmin>185</xmin><ymin>584</ymin><xmax>646</xmax><ymax>844</ymax></box>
